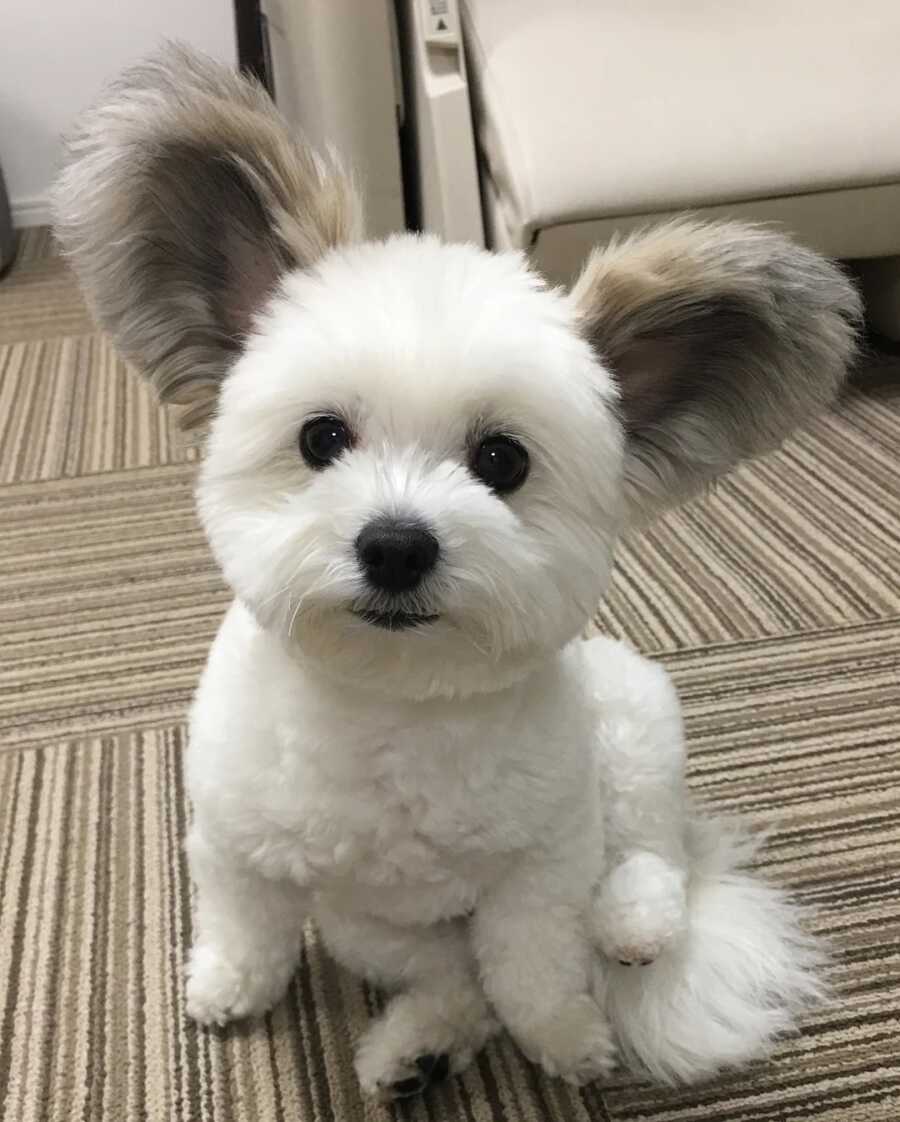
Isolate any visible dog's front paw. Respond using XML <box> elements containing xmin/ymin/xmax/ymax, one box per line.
<box><xmin>592</xmin><ymin>852</ymin><xmax>687</xmax><ymax>966</ymax></box>
<box><xmin>519</xmin><ymin>996</ymin><xmax>616</xmax><ymax>1085</ymax></box>
<box><xmin>185</xmin><ymin>942</ymin><xmax>294</xmax><ymax>1026</ymax></box>
<box><xmin>355</xmin><ymin>987</ymin><xmax>497</xmax><ymax>1100</ymax></box>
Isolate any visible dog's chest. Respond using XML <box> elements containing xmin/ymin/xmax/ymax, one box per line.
<box><xmin>312</xmin><ymin>743</ymin><xmax>517</xmax><ymax>919</ymax></box>
<box><xmin>261</xmin><ymin>725</ymin><xmax>536</xmax><ymax>888</ymax></box>
<box><xmin>230</xmin><ymin>672</ymin><xmax>590</xmax><ymax>915</ymax></box>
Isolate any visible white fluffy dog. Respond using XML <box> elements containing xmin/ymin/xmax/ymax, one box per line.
<box><xmin>55</xmin><ymin>46</ymin><xmax>860</xmax><ymax>1100</ymax></box>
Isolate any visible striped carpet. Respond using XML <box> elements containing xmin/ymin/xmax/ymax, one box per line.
<box><xmin>1</xmin><ymin>227</ymin><xmax>898</xmax><ymax>1122</ymax></box>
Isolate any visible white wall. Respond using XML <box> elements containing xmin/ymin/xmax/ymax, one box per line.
<box><xmin>0</xmin><ymin>1</ymin><xmax>236</xmax><ymax>225</ymax></box>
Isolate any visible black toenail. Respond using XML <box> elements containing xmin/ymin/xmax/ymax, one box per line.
<box><xmin>618</xmin><ymin>959</ymin><xmax>633</xmax><ymax>966</ymax></box>
<box><xmin>639</xmin><ymin>959</ymin><xmax>654</xmax><ymax>966</ymax></box>
<box><xmin>430</xmin><ymin>1053</ymin><xmax>450</xmax><ymax>1083</ymax></box>
<box><xmin>391</xmin><ymin>1075</ymin><xmax>427</xmax><ymax>1098</ymax></box>
<box><xmin>392</xmin><ymin>1053</ymin><xmax>451</xmax><ymax>1097</ymax></box>
<box><xmin>415</xmin><ymin>1053</ymin><xmax>438</xmax><ymax>1075</ymax></box>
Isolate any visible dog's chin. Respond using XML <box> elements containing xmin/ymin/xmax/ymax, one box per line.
<box><xmin>283</xmin><ymin>601</ymin><xmax>549</xmax><ymax>701</ymax></box>
<box><xmin>352</xmin><ymin>608</ymin><xmax>439</xmax><ymax>632</ymax></box>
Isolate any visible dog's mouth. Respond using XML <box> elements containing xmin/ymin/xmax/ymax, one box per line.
<box><xmin>352</xmin><ymin>609</ymin><xmax>439</xmax><ymax>631</ymax></box>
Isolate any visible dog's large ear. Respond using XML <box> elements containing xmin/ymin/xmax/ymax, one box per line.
<box><xmin>53</xmin><ymin>43</ymin><xmax>361</xmax><ymax>426</ymax></box>
<box><xmin>571</xmin><ymin>221</ymin><xmax>862</xmax><ymax>524</ymax></box>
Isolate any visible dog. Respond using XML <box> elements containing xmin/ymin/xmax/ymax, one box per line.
<box><xmin>54</xmin><ymin>45</ymin><xmax>860</xmax><ymax>1100</ymax></box>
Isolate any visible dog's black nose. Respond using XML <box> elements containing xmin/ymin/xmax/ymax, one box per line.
<box><xmin>356</xmin><ymin>519</ymin><xmax>439</xmax><ymax>594</ymax></box>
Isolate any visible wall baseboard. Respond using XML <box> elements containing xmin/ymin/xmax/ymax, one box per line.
<box><xmin>12</xmin><ymin>196</ymin><xmax>52</xmax><ymax>228</ymax></box>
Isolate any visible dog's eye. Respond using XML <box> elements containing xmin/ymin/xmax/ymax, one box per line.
<box><xmin>472</xmin><ymin>435</ymin><xmax>530</xmax><ymax>494</ymax></box>
<box><xmin>299</xmin><ymin>416</ymin><xmax>352</xmax><ymax>468</ymax></box>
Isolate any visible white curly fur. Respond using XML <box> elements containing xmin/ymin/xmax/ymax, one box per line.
<box><xmin>53</xmin><ymin>45</ymin><xmax>860</xmax><ymax>1100</ymax></box>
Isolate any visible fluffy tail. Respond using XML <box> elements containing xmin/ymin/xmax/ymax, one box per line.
<box><xmin>597</xmin><ymin>816</ymin><xmax>826</xmax><ymax>1083</ymax></box>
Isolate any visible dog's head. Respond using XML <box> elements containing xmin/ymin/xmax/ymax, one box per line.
<box><xmin>55</xmin><ymin>46</ymin><xmax>861</xmax><ymax>699</ymax></box>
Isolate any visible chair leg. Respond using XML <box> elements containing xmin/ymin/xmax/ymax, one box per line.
<box><xmin>855</xmin><ymin>256</ymin><xmax>900</xmax><ymax>343</ymax></box>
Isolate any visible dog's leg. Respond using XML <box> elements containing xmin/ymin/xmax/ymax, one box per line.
<box><xmin>315</xmin><ymin>903</ymin><xmax>496</xmax><ymax>1100</ymax></box>
<box><xmin>472</xmin><ymin>851</ymin><xmax>617</xmax><ymax>1084</ymax></box>
<box><xmin>184</xmin><ymin>829</ymin><xmax>307</xmax><ymax>1025</ymax></box>
<box><xmin>586</xmin><ymin>637</ymin><xmax>689</xmax><ymax>966</ymax></box>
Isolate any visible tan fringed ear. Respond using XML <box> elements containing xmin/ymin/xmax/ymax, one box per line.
<box><xmin>571</xmin><ymin>221</ymin><xmax>862</xmax><ymax>524</ymax></box>
<box><xmin>54</xmin><ymin>43</ymin><xmax>362</xmax><ymax>427</ymax></box>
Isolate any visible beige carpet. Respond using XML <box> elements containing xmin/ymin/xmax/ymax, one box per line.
<box><xmin>1</xmin><ymin>227</ymin><xmax>899</xmax><ymax>1122</ymax></box>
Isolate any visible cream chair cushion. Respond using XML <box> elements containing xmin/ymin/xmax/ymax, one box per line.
<box><xmin>461</xmin><ymin>0</ymin><xmax>900</xmax><ymax>282</ymax></box>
